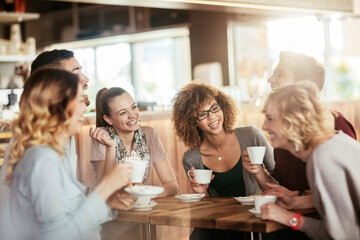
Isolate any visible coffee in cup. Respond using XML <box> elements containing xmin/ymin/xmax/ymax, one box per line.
<box><xmin>254</xmin><ymin>195</ymin><xmax>277</xmax><ymax>212</ymax></box>
<box><xmin>187</xmin><ymin>169</ymin><xmax>213</xmax><ymax>184</ymax></box>
<box><xmin>247</xmin><ymin>146</ymin><xmax>266</xmax><ymax>164</ymax></box>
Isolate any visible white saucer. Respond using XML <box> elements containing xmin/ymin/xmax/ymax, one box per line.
<box><xmin>234</xmin><ymin>196</ymin><xmax>254</xmax><ymax>205</ymax></box>
<box><xmin>249</xmin><ymin>208</ymin><xmax>261</xmax><ymax>217</ymax></box>
<box><xmin>175</xmin><ymin>193</ymin><xmax>205</xmax><ymax>202</ymax></box>
<box><xmin>132</xmin><ymin>201</ymin><xmax>158</xmax><ymax>211</ymax></box>
<box><xmin>125</xmin><ymin>185</ymin><xmax>164</xmax><ymax>198</ymax></box>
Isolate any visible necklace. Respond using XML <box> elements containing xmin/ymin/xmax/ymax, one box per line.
<box><xmin>218</xmin><ymin>157</ymin><xmax>222</xmax><ymax>161</ymax></box>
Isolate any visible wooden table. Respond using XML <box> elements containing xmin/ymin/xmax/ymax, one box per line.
<box><xmin>112</xmin><ymin>196</ymin><xmax>315</xmax><ymax>240</ymax></box>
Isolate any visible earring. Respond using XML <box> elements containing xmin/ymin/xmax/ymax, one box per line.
<box><xmin>294</xmin><ymin>142</ymin><xmax>300</xmax><ymax>152</ymax></box>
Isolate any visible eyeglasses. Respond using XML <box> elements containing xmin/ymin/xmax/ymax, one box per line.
<box><xmin>196</xmin><ymin>104</ymin><xmax>221</xmax><ymax>121</ymax></box>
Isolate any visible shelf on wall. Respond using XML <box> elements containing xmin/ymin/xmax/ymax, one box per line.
<box><xmin>0</xmin><ymin>12</ymin><xmax>40</xmax><ymax>22</ymax></box>
<box><xmin>0</xmin><ymin>55</ymin><xmax>36</xmax><ymax>62</ymax></box>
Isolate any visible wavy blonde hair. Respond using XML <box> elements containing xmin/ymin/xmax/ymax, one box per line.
<box><xmin>263</xmin><ymin>81</ymin><xmax>334</xmax><ymax>150</ymax></box>
<box><xmin>171</xmin><ymin>81</ymin><xmax>237</xmax><ymax>149</ymax></box>
<box><xmin>5</xmin><ymin>68</ymin><xmax>79</xmax><ymax>185</ymax></box>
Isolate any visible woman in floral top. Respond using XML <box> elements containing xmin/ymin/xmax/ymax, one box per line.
<box><xmin>90</xmin><ymin>87</ymin><xmax>178</xmax><ymax>194</ymax></box>
<box><xmin>90</xmin><ymin>87</ymin><xmax>179</xmax><ymax>239</ymax></box>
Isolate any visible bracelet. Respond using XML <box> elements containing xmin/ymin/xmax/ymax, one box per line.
<box><xmin>289</xmin><ymin>213</ymin><xmax>302</xmax><ymax>230</ymax></box>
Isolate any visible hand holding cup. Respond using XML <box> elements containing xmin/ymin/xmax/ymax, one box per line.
<box><xmin>242</xmin><ymin>149</ymin><xmax>264</xmax><ymax>175</ymax></box>
<box><xmin>187</xmin><ymin>169</ymin><xmax>213</xmax><ymax>184</ymax></box>
<box><xmin>108</xmin><ymin>189</ymin><xmax>136</xmax><ymax>210</ymax></box>
<box><xmin>187</xmin><ymin>167</ymin><xmax>214</xmax><ymax>194</ymax></box>
<box><xmin>254</xmin><ymin>195</ymin><xmax>277</xmax><ymax>213</ymax></box>
<box><xmin>106</xmin><ymin>163</ymin><xmax>133</xmax><ymax>190</ymax></box>
<box><xmin>247</xmin><ymin>146</ymin><xmax>266</xmax><ymax>164</ymax></box>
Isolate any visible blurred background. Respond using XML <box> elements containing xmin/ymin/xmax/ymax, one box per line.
<box><xmin>1</xmin><ymin>0</ymin><xmax>360</xmax><ymax>112</ymax></box>
<box><xmin>1</xmin><ymin>1</ymin><xmax>360</xmax><ymax>238</ymax></box>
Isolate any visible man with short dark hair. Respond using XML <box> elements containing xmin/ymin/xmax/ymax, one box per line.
<box><xmin>0</xmin><ymin>49</ymin><xmax>90</xmax><ymax>205</ymax></box>
<box><xmin>268</xmin><ymin>51</ymin><xmax>325</xmax><ymax>91</ymax></box>
<box><xmin>31</xmin><ymin>49</ymin><xmax>90</xmax><ymax>106</ymax></box>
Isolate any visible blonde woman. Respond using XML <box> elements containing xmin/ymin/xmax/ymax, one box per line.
<box><xmin>0</xmin><ymin>68</ymin><xmax>134</xmax><ymax>239</ymax></box>
<box><xmin>260</xmin><ymin>81</ymin><xmax>360</xmax><ymax>239</ymax></box>
<box><xmin>266</xmin><ymin>51</ymin><xmax>356</xmax><ymax>192</ymax></box>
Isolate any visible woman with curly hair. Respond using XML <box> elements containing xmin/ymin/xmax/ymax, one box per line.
<box><xmin>0</xmin><ymin>68</ymin><xmax>134</xmax><ymax>239</ymax></box>
<box><xmin>260</xmin><ymin>81</ymin><xmax>360</xmax><ymax>239</ymax></box>
<box><xmin>172</xmin><ymin>81</ymin><xmax>275</xmax><ymax>239</ymax></box>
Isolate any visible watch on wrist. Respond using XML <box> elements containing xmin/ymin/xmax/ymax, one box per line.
<box><xmin>298</xmin><ymin>190</ymin><xmax>307</xmax><ymax>196</ymax></box>
<box><xmin>289</xmin><ymin>213</ymin><xmax>302</xmax><ymax>230</ymax></box>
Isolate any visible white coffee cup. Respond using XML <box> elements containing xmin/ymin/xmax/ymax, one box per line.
<box><xmin>124</xmin><ymin>159</ymin><xmax>147</xmax><ymax>183</ymax></box>
<box><xmin>187</xmin><ymin>169</ymin><xmax>213</xmax><ymax>184</ymax></box>
<box><xmin>247</xmin><ymin>146</ymin><xmax>266</xmax><ymax>164</ymax></box>
<box><xmin>135</xmin><ymin>196</ymin><xmax>151</xmax><ymax>206</ymax></box>
<box><xmin>254</xmin><ymin>195</ymin><xmax>277</xmax><ymax>212</ymax></box>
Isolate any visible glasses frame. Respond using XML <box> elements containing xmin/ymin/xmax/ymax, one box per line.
<box><xmin>196</xmin><ymin>104</ymin><xmax>221</xmax><ymax>121</ymax></box>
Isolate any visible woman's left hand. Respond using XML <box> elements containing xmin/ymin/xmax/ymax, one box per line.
<box><xmin>242</xmin><ymin>150</ymin><xmax>262</xmax><ymax>175</ymax></box>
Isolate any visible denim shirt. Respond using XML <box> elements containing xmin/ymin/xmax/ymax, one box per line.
<box><xmin>0</xmin><ymin>146</ymin><xmax>114</xmax><ymax>240</ymax></box>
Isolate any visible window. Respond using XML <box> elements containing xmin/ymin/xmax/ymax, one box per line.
<box><xmin>48</xmin><ymin>26</ymin><xmax>191</xmax><ymax>110</ymax></box>
<box><xmin>133</xmin><ymin>38</ymin><xmax>176</xmax><ymax>106</ymax></box>
<box><xmin>325</xmin><ymin>17</ymin><xmax>360</xmax><ymax>100</ymax></box>
<box><xmin>230</xmin><ymin>16</ymin><xmax>360</xmax><ymax>103</ymax></box>
<box><xmin>229</xmin><ymin>23</ymin><xmax>270</xmax><ymax>105</ymax></box>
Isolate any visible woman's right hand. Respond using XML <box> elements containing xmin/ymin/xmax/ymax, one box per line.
<box><xmin>242</xmin><ymin>150</ymin><xmax>262</xmax><ymax>175</ymax></box>
<box><xmin>89</xmin><ymin>127</ymin><xmax>115</xmax><ymax>147</ymax></box>
<box><xmin>93</xmin><ymin>163</ymin><xmax>133</xmax><ymax>201</ymax></box>
<box><xmin>106</xmin><ymin>163</ymin><xmax>133</xmax><ymax>191</ymax></box>
<box><xmin>187</xmin><ymin>167</ymin><xmax>214</xmax><ymax>194</ymax></box>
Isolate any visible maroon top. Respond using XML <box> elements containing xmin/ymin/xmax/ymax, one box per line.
<box><xmin>272</xmin><ymin>111</ymin><xmax>357</xmax><ymax>191</ymax></box>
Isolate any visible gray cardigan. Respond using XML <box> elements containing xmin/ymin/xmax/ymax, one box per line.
<box><xmin>182</xmin><ymin>126</ymin><xmax>275</xmax><ymax>196</ymax></box>
<box><xmin>303</xmin><ymin>131</ymin><xmax>360</xmax><ymax>239</ymax></box>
